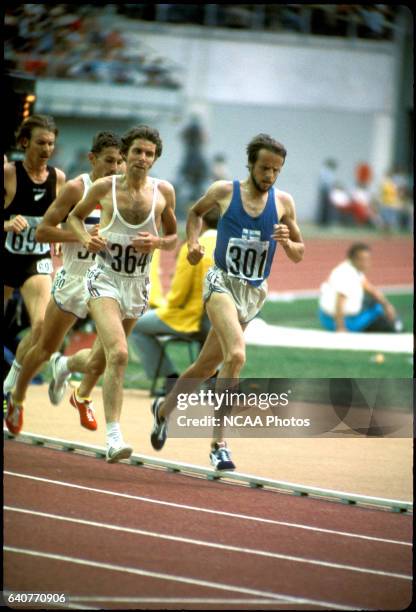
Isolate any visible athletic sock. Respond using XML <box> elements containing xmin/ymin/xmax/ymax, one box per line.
<box><xmin>75</xmin><ymin>387</ymin><xmax>91</xmax><ymax>402</ymax></box>
<box><xmin>106</xmin><ymin>422</ymin><xmax>123</xmax><ymax>447</ymax></box>
<box><xmin>3</xmin><ymin>360</ymin><xmax>22</xmax><ymax>394</ymax></box>
<box><xmin>10</xmin><ymin>394</ymin><xmax>24</xmax><ymax>408</ymax></box>
<box><xmin>211</xmin><ymin>441</ymin><xmax>226</xmax><ymax>450</ymax></box>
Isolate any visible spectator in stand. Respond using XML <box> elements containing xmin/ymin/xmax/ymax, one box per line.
<box><xmin>104</xmin><ymin>29</ymin><xmax>124</xmax><ymax>51</ymax></box>
<box><xmin>47</xmin><ymin>46</ymin><xmax>71</xmax><ymax>78</ymax></box>
<box><xmin>223</xmin><ymin>5</ymin><xmax>253</xmax><ymax>29</ymax></box>
<box><xmin>316</xmin><ymin>158</ymin><xmax>338</xmax><ymax>226</ymax></box>
<box><xmin>348</xmin><ymin>163</ymin><xmax>380</xmax><ymax>228</ymax></box>
<box><xmin>176</xmin><ymin>116</ymin><xmax>210</xmax><ymax>219</ymax></box>
<box><xmin>358</xmin><ymin>6</ymin><xmax>388</xmax><ymax>39</ymax></box>
<box><xmin>333</xmin><ymin>5</ymin><xmax>359</xmax><ymax>37</ymax></box>
<box><xmin>391</xmin><ymin>166</ymin><xmax>413</xmax><ymax>231</ymax></box>
<box><xmin>210</xmin><ymin>153</ymin><xmax>231</xmax><ymax>182</ymax></box>
<box><xmin>280</xmin><ymin>5</ymin><xmax>310</xmax><ymax>33</ymax></box>
<box><xmin>377</xmin><ymin>169</ymin><xmax>402</xmax><ymax>233</ymax></box>
<box><xmin>4</xmin><ymin>5</ymin><xmax>182</xmax><ymax>89</ymax></box>
<box><xmin>328</xmin><ymin>182</ymin><xmax>354</xmax><ymax>226</ymax></box>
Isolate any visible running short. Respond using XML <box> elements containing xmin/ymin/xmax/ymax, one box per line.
<box><xmin>85</xmin><ymin>264</ymin><xmax>150</xmax><ymax>320</ymax></box>
<box><xmin>3</xmin><ymin>252</ymin><xmax>53</xmax><ymax>289</ymax></box>
<box><xmin>52</xmin><ymin>267</ymin><xmax>89</xmax><ymax>319</ymax></box>
<box><xmin>203</xmin><ymin>265</ymin><xmax>267</xmax><ymax>324</ymax></box>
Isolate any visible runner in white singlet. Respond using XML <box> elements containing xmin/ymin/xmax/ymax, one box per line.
<box><xmin>67</xmin><ymin>125</ymin><xmax>177</xmax><ymax>463</ymax></box>
<box><xmin>86</xmin><ymin>174</ymin><xmax>159</xmax><ymax>319</ymax></box>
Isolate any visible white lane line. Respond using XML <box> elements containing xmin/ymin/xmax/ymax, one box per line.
<box><xmin>4</xmin><ymin>506</ymin><xmax>411</xmax><ymax>581</ymax></box>
<box><xmin>4</xmin><ymin>471</ymin><xmax>411</xmax><ymax>547</ymax></box>
<box><xmin>3</xmin><ymin>546</ymin><xmax>359</xmax><ymax>610</ymax></box>
<box><xmin>68</xmin><ymin>596</ymin><xmax>326</xmax><ymax>606</ymax></box>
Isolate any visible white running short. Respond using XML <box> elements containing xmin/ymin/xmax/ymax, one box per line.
<box><xmin>52</xmin><ymin>267</ymin><xmax>89</xmax><ymax>319</ymax></box>
<box><xmin>203</xmin><ymin>265</ymin><xmax>267</xmax><ymax>324</ymax></box>
<box><xmin>85</xmin><ymin>264</ymin><xmax>150</xmax><ymax>320</ymax></box>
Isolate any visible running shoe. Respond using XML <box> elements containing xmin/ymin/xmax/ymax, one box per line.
<box><xmin>48</xmin><ymin>352</ymin><xmax>71</xmax><ymax>405</ymax></box>
<box><xmin>70</xmin><ymin>390</ymin><xmax>97</xmax><ymax>431</ymax></box>
<box><xmin>150</xmin><ymin>397</ymin><xmax>167</xmax><ymax>451</ymax></box>
<box><xmin>106</xmin><ymin>443</ymin><xmax>133</xmax><ymax>463</ymax></box>
<box><xmin>5</xmin><ymin>394</ymin><xmax>24</xmax><ymax>436</ymax></box>
<box><xmin>209</xmin><ymin>442</ymin><xmax>236</xmax><ymax>471</ymax></box>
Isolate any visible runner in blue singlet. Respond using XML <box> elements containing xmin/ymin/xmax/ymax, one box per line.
<box><xmin>150</xmin><ymin>133</ymin><xmax>305</xmax><ymax>471</ymax></box>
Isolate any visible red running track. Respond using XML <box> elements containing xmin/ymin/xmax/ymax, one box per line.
<box><xmin>160</xmin><ymin>237</ymin><xmax>413</xmax><ymax>293</ymax></box>
<box><xmin>4</xmin><ymin>441</ymin><xmax>412</xmax><ymax>611</ymax></box>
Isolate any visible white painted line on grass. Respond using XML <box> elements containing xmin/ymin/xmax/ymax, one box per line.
<box><xmin>244</xmin><ymin>318</ymin><xmax>413</xmax><ymax>353</ymax></box>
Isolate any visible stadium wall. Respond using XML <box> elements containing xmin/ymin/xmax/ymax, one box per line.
<box><xmin>38</xmin><ymin>28</ymin><xmax>398</xmax><ymax>221</ymax></box>
<box><xmin>129</xmin><ymin>28</ymin><xmax>397</xmax><ymax>222</ymax></box>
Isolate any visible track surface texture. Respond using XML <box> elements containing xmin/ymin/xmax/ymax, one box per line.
<box><xmin>4</xmin><ymin>440</ymin><xmax>412</xmax><ymax>611</ymax></box>
<box><xmin>5</xmin><ymin>236</ymin><xmax>412</xmax><ymax>609</ymax></box>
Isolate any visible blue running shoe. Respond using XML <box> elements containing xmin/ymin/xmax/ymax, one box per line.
<box><xmin>209</xmin><ymin>442</ymin><xmax>236</xmax><ymax>471</ymax></box>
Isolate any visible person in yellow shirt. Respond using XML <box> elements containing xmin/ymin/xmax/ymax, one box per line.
<box><xmin>378</xmin><ymin>170</ymin><xmax>402</xmax><ymax>232</ymax></box>
<box><xmin>129</xmin><ymin>208</ymin><xmax>219</xmax><ymax>390</ymax></box>
<box><xmin>148</xmin><ymin>248</ymin><xmax>166</xmax><ymax>309</ymax></box>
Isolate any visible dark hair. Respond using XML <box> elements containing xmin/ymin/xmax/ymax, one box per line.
<box><xmin>347</xmin><ymin>242</ymin><xmax>371</xmax><ymax>260</ymax></box>
<box><xmin>90</xmin><ymin>131</ymin><xmax>122</xmax><ymax>154</ymax></box>
<box><xmin>202</xmin><ymin>206</ymin><xmax>220</xmax><ymax>229</ymax></box>
<box><xmin>246</xmin><ymin>134</ymin><xmax>287</xmax><ymax>164</ymax></box>
<box><xmin>213</xmin><ymin>153</ymin><xmax>226</xmax><ymax>162</ymax></box>
<box><xmin>15</xmin><ymin>114</ymin><xmax>58</xmax><ymax>148</ymax></box>
<box><xmin>121</xmin><ymin>125</ymin><xmax>163</xmax><ymax>158</ymax></box>
<box><xmin>325</xmin><ymin>158</ymin><xmax>338</xmax><ymax>169</ymax></box>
